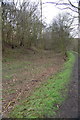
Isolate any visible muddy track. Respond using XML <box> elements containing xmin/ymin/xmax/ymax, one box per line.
<box><xmin>55</xmin><ymin>54</ymin><xmax>78</xmax><ymax>118</ymax></box>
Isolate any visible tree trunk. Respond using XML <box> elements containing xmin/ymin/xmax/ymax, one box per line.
<box><xmin>78</xmin><ymin>1</ymin><xmax>80</xmax><ymax>38</ymax></box>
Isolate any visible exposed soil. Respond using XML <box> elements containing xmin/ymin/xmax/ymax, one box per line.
<box><xmin>55</xmin><ymin>54</ymin><xmax>78</xmax><ymax>118</ymax></box>
<box><xmin>2</xmin><ymin>49</ymin><xmax>64</xmax><ymax>117</ymax></box>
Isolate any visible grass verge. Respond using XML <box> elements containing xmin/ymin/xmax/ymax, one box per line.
<box><xmin>10</xmin><ymin>52</ymin><xmax>75</xmax><ymax>118</ymax></box>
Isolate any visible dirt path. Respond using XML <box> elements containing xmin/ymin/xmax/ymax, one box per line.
<box><xmin>55</xmin><ymin>54</ymin><xmax>78</xmax><ymax>118</ymax></box>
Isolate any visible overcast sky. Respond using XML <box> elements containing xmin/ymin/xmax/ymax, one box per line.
<box><xmin>41</xmin><ymin>0</ymin><xmax>78</xmax><ymax>37</ymax></box>
<box><xmin>12</xmin><ymin>0</ymin><xmax>78</xmax><ymax>25</ymax></box>
<box><xmin>4</xmin><ymin>0</ymin><xmax>79</xmax><ymax>37</ymax></box>
<box><xmin>42</xmin><ymin>0</ymin><xmax>78</xmax><ymax>25</ymax></box>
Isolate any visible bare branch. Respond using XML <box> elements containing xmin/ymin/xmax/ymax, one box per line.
<box><xmin>68</xmin><ymin>0</ymin><xmax>78</xmax><ymax>9</ymax></box>
<box><xmin>43</xmin><ymin>2</ymin><xmax>70</xmax><ymax>6</ymax></box>
<box><xmin>43</xmin><ymin>0</ymin><xmax>79</xmax><ymax>12</ymax></box>
<box><xmin>56</xmin><ymin>6</ymin><xmax>78</xmax><ymax>13</ymax></box>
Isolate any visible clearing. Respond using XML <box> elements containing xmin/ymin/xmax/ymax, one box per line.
<box><xmin>2</xmin><ymin>48</ymin><xmax>64</xmax><ymax>117</ymax></box>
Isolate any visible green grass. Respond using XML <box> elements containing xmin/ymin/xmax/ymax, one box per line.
<box><xmin>3</xmin><ymin>60</ymin><xmax>32</xmax><ymax>80</ymax></box>
<box><xmin>3</xmin><ymin>88</ymin><xmax>16</xmax><ymax>94</ymax></box>
<box><xmin>10</xmin><ymin>51</ymin><xmax>76</xmax><ymax>118</ymax></box>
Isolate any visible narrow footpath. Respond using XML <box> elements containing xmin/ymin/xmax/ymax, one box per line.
<box><xmin>56</xmin><ymin>54</ymin><xmax>78</xmax><ymax>118</ymax></box>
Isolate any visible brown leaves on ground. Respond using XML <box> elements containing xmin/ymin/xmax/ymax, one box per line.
<box><xmin>2</xmin><ymin>50</ymin><xmax>64</xmax><ymax>117</ymax></box>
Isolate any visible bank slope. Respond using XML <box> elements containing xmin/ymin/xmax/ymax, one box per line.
<box><xmin>10</xmin><ymin>52</ymin><xmax>75</xmax><ymax>118</ymax></box>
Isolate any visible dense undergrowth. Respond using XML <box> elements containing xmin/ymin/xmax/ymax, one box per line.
<box><xmin>10</xmin><ymin>51</ymin><xmax>75</xmax><ymax>118</ymax></box>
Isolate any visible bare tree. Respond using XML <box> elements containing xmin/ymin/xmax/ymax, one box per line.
<box><xmin>43</xmin><ymin>1</ymin><xmax>79</xmax><ymax>30</ymax></box>
<box><xmin>78</xmin><ymin>1</ymin><xmax>80</xmax><ymax>38</ymax></box>
<box><xmin>2</xmin><ymin>0</ymin><xmax>43</xmax><ymax>50</ymax></box>
<box><xmin>50</xmin><ymin>13</ymin><xmax>74</xmax><ymax>54</ymax></box>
